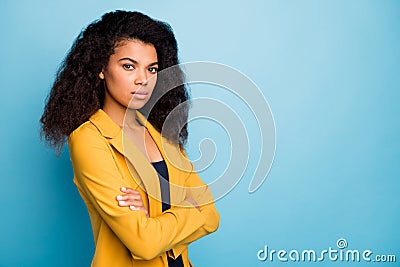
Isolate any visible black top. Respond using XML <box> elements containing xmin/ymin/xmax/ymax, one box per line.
<box><xmin>151</xmin><ymin>160</ymin><xmax>184</xmax><ymax>267</ymax></box>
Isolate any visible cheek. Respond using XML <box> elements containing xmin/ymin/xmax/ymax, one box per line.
<box><xmin>106</xmin><ymin>68</ymin><xmax>130</xmax><ymax>84</ymax></box>
<box><xmin>114</xmin><ymin>72</ymin><xmax>132</xmax><ymax>84</ymax></box>
<box><xmin>148</xmin><ymin>75</ymin><xmax>157</xmax><ymax>89</ymax></box>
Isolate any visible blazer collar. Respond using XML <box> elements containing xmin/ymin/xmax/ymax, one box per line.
<box><xmin>89</xmin><ymin>109</ymin><xmax>121</xmax><ymax>139</ymax></box>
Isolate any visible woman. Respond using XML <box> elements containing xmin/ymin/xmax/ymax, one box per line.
<box><xmin>40</xmin><ymin>10</ymin><xmax>219</xmax><ymax>267</ymax></box>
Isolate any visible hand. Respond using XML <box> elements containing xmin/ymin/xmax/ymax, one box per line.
<box><xmin>185</xmin><ymin>197</ymin><xmax>200</xmax><ymax>211</ymax></box>
<box><xmin>116</xmin><ymin>187</ymin><xmax>149</xmax><ymax>218</ymax></box>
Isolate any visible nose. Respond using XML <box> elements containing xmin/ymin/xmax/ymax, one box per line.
<box><xmin>134</xmin><ymin>68</ymin><xmax>147</xmax><ymax>85</ymax></box>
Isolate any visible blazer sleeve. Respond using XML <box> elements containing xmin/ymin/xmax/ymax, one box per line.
<box><xmin>68</xmin><ymin>125</ymin><xmax>206</xmax><ymax>261</ymax></box>
<box><xmin>168</xmin><ymin>152</ymin><xmax>220</xmax><ymax>259</ymax></box>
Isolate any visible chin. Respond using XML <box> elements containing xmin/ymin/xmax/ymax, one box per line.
<box><xmin>127</xmin><ymin>100</ymin><xmax>149</xmax><ymax>110</ymax></box>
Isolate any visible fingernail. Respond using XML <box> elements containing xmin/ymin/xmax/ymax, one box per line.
<box><xmin>119</xmin><ymin>201</ymin><xmax>125</xmax><ymax>205</ymax></box>
<box><xmin>116</xmin><ymin>195</ymin><xmax>123</xmax><ymax>200</ymax></box>
<box><xmin>130</xmin><ymin>205</ymin><xmax>137</xmax><ymax>210</ymax></box>
<box><xmin>121</xmin><ymin>187</ymin><xmax>126</xmax><ymax>191</ymax></box>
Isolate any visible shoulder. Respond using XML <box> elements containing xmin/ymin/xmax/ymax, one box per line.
<box><xmin>67</xmin><ymin>120</ymin><xmax>110</xmax><ymax>160</ymax></box>
<box><xmin>68</xmin><ymin>120</ymin><xmax>103</xmax><ymax>147</ymax></box>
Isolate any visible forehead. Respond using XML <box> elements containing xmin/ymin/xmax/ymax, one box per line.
<box><xmin>112</xmin><ymin>39</ymin><xmax>157</xmax><ymax>61</ymax></box>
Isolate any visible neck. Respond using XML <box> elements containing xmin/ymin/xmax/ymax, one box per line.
<box><xmin>103</xmin><ymin>104</ymin><xmax>141</xmax><ymax>129</ymax></box>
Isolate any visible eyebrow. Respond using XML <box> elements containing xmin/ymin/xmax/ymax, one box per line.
<box><xmin>119</xmin><ymin>57</ymin><xmax>158</xmax><ymax>66</ymax></box>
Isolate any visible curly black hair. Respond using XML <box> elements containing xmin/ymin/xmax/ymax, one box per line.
<box><xmin>40</xmin><ymin>10</ymin><xmax>190</xmax><ymax>152</ymax></box>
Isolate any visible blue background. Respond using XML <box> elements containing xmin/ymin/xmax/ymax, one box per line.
<box><xmin>0</xmin><ymin>0</ymin><xmax>399</xmax><ymax>266</ymax></box>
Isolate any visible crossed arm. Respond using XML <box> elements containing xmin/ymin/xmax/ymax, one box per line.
<box><xmin>116</xmin><ymin>186</ymin><xmax>200</xmax><ymax>217</ymax></box>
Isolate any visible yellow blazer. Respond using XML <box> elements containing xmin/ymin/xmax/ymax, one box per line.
<box><xmin>68</xmin><ymin>109</ymin><xmax>219</xmax><ymax>267</ymax></box>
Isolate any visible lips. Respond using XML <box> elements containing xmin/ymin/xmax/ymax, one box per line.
<box><xmin>131</xmin><ymin>91</ymin><xmax>148</xmax><ymax>100</ymax></box>
<box><xmin>131</xmin><ymin>91</ymin><xmax>147</xmax><ymax>95</ymax></box>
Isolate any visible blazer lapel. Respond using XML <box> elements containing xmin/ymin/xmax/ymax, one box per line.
<box><xmin>111</xmin><ymin>135</ymin><xmax>163</xmax><ymax>215</ymax></box>
<box><xmin>135</xmin><ymin>112</ymin><xmax>192</xmax><ymax>207</ymax></box>
<box><xmin>89</xmin><ymin>110</ymin><xmax>162</xmax><ymax>216</ymax></box>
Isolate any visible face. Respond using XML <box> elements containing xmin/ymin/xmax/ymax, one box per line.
<box><xmin>102</xmin><ymin>39</ymin><xmax>158</xmax><ymax>111</ymax></box>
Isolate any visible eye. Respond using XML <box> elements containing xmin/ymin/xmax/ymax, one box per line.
<box><xmin>148</xmin><ymin>67</ymin><xmax>158</xmax><ymax>74</ymax></box>
<box><xmin>123</xmin><ymin>64</ymin><xmax>135</xmax><ymax>70</ymax></box>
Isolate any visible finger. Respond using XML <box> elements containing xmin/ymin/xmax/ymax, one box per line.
<box><xmin>118</xmin><ymin>200</ymin><xmax>132</xmax><ymax>207</ymax></box>
<box><xmin>116</xmin><ymin>195</ymin><xmax>129</xmax><ymax>201</ymax></box>
<box><xmin>118</xmin><ymin>199</ymin><xmax>146</xmax><ymax>207</ymax></box>
<box><xmin>130</xmin><ymin>198</ymin><xmax>146</xmax><ymax>208</ymax></box>
<box><xmin>125</xmin><ymin>192</ymin><xmax>142</xmax><ymax>199</ymax></box>
<box><xmin>129</xmin><ymin>205</ymin><xmax>147</xmax><ymax>214</ymax></box>
<box><xmin>120</xmin><ymin>187</ymin><xmax>140</xmax><ymax>195</ymax></box>
<box><xmin>116</xmin><ymin>194</ymin><xmax>141</xmax><ymax>201</ymax></box>
<box><xmin>130</xmin><ymin>205</ymin><xmax>149</xmax><ymax>218</ymax></box>
<box><xmin>118</xmin><ymin>200</ymin><xmax>135</xmax><ymax>207</ymax></box>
